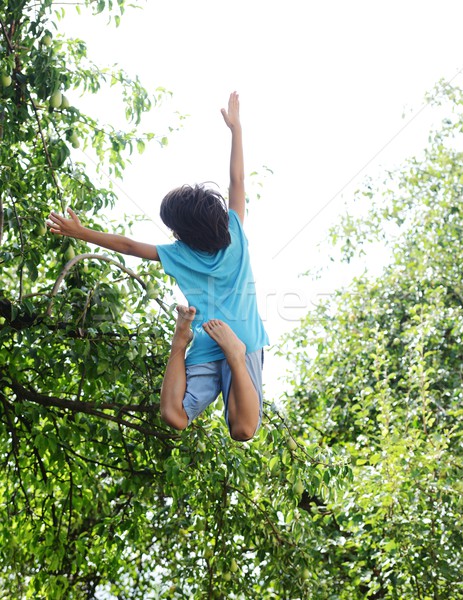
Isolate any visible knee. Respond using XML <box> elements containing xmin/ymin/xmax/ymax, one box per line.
<box><xmin>161</xmin><ymin>407</ymin><xmax>188</xmax><ymax>431</ymax></box>
<box><xmin>230</xmin><ymin>424</ymin><xmax>257</xmax><ymax>442</ymax></box>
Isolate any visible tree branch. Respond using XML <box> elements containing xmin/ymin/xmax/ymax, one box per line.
<box><xmin>0</xmin><ymin>393</ymin><xmax>33</xmax><ymax>515</ymax></box>
<box><xmin>8</xmin><ymin>376</ymin><xmax>175</xmax><ymax>440</ymax></box>
<box><xmin>227</xmin><ymin>484</ymin><xmax>294</xmax><ymax>548</ymax></box>
<box><xmin>28</xmin><ymin>94</ymin><xmax>65</xmax><ymax>211</ymax></box>
<box><xmin>59</xmin><ymin>438</ymin><xmax>151</xmax><ymax>474</ymax></box>
<box><xmin>118</xmin><ymin>420</ymin><xmax>134</xmax><ymax>472</ymax></box>
<box><xmin>11</xmin><ymin>200</ymin><xmax>25</xmax><ymax>301</ymax></box>
<box><xmin>0</xmin><ymin>192</ymin><xmax>4</xmax><ymax>247</ymax></box>
<box><xmin>46</xmin><ymin>252</ymin><xmax>170</xmax><ymax>316</ymax></box>
<box><xmin>0</xmin><ymin>16</ymin><xmax>15</xmax><ymax>53</ymax></box>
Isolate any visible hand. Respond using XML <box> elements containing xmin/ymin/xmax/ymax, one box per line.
<box><xmin>47</xmin><ymin>207</ymin><xmax>83</xmax><ymax>238</ymax></box>
<box><xmin>221</xmin><ymin>91</ymin><xmax>241</xmax><ymax>131</ymax></box>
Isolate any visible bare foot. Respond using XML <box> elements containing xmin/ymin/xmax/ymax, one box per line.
<box><xmin>202</xmin><ymin>319</ymin><xmax>246</xmax><ymax>363</ymax></box>
<box><xmin>173</xmin><ymin>305</ymin><xmax>196</xmax><ymax>347</ymax></box>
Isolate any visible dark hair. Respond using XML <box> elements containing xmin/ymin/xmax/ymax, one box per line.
<box><xmin>160</xmin><ymin>184</ymin><xmax>231</xmax><ymax>252</ymax></box>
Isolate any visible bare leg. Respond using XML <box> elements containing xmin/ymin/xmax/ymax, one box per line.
<box><xmin>202</xmin><ymin>320</ymin><xmax>259</xmax><ymax>441</ymax></box>
<box><xmin>160</xmin><ymin>305</ymin><xmax>196</xmax><ymax>430</ymax></box>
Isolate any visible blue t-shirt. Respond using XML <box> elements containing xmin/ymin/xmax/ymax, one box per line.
<box><xmin>156</xmin><ymin>210</ymin><xmax>269</xmax><ymax>365</ymax></box>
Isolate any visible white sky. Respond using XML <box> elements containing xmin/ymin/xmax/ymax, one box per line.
<box><xmin>61</xmin><ymin>0</ymin><xmax>463</xmax><ymax>396</ymax></box>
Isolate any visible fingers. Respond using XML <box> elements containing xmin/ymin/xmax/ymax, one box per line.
<box><xmin>221</xmin><ymin>107</ymin><xmax>231</xmax><ymax>127</ymax></box>
<box><xmin>47</xmin><ymin>212</ymin><xmax>62</xmax><ymax>228</ymax></box>
<box><xmin>46</xmin><ymin>218</ymin><xmax>62</xmax><ymax>235</ymax></box>
<box><xmin>47</xmin><ymin>211</ymin><xmax>66</xmax><ymax>227</ymax></box>
<box><xmin>46</xmin><ymin>209</ymin><xmax>75</xmax><ymax>235</ymax></box>
<box><xmin>47</xmin><ymin>208</ymin><xmax>78</xmax><ymax>224</ymax></box>
<box><xmin>46</xmin><ymin>219</ymin><xmax>63</xmax><ymax>235</ymax></box>
<box><xmin>229</xmin><ymin>91</ymin><xmax>239</xmax><ymax>111</ymax></box>
<box><xmin>221</xmin><ymin>91</ymin><xmax>240</xmax><ymax>128</ymax></box>
<box><xmin>67</xmin><ymin>207</ymin><xmax>78</xmax><ymax>221</ymax></box>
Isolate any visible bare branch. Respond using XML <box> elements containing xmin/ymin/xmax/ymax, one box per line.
<box><xmin>11</xmin><ymin>200</ymin><xmax>24</xmax><ymax>301</ymax></box>
<box><xmin>227</xmin><ymin>484</ymin><xmax>294</xmax><ymax>548</ymax></box>
<box><xmin>8</xmin><ymin>376</ymin><xmax>176</xmax><ymax>441</ymax></box>
<box><xmin>26</xmin><ymin>93</ymin><xmax>66</xmax><ymax>211</ymax></box>
<box><xmin>0</xmin><ymin>192</ymin><xmax>4</xmax><ymax>247</ymax></box>
<box><xmin>0</xmin><ymin>16</ymin><xmax>14</xmax><ymax>53</ymax></box>
<box><xmin>46</xmin><ymin>252</ymin><xmax>170</xmax><ymax>316</ymax></box>
<box><xmin>0</xmin><ymin>394</ymin><xmax>33</xmax><ymax>515</ymax></box>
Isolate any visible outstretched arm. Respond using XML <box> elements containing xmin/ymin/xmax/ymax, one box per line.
<box><xmin>47</xmin><ymin>208</ymin><xmax>160</xmax><ymax>261</ymax></box>
<box><xmin>221</xmin><ymin>91</ymin><xmax>245</xmax><ymax>223</ymax></box>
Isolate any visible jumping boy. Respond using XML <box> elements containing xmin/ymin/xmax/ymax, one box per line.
<box><xmin>47</xmin><ymin>92</ymin><xmax>269</xmax><ymax>441</ymax></box>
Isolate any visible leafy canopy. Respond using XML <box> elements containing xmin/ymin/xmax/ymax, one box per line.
<box><xmin>1</xmin><ymin>2</ymin><xmax>344</xmax><ymax>599</ymax></box>
<box><xmin>281</xmin><ymin>81</ymin><xmax>463</xmax><ymax>598</ymax></box>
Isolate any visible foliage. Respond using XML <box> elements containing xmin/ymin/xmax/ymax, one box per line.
<box><xmin>4</xmin><ymin>2</ymin><xmax>463</xmax><ymax>598</ymax></box>
<box><xmin>0</xmin><ymin>2</ymin><xmax>346</xmax><ymax>599</ymax></box>
<box><xmin>282</xmin><ymin>81</ymin><xmax>463</xmax><ymax>598</ymax></box>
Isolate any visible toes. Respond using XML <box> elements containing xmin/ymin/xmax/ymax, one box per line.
<box><xmin>207</xmin><ymin>319</ymin><xmax>221</xmax><ymax>328</ymax></box>
<box><xmin>176</xmin><ymin>305</ymin><xmax>196</xmax><ymax>321</ymax></box>
<box><xmin>202</xmin><ymin>319</ymin><xmax>229</xmax><ymax>334</ymax></box>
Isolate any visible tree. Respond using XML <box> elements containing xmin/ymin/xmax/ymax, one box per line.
<box><xmin>282</xmin><ymin>81</ymin><xmax>463</xmax><ymax>598</ymax></box>
<box><xmin>1</xmin><ymin>0</ymin><xmax>174</xmax><ymax>597</ymax></box>
<box><xmin>0</xmin><ymin>3</ymin><xmax>343</xmax><ymax>599</ymax></box>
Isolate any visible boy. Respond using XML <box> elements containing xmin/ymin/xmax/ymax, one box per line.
<box><xmin>47</xmin><ymin>92</ymin><xmax>269</xmax><ymax>441</ymax></box>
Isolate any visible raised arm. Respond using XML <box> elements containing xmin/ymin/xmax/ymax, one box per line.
<box><xmin>221</xmin><ymin>91</ymin><xmax>245</xmax><ymax>223</ymax></box>
<box><xmin>47</xmin><ymin>208</ymin><xmax>160</xmax><ymax>261</ymax></box>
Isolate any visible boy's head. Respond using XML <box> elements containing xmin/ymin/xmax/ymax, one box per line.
<box><xmin>160</xmin><ymin>184</ymin><xmax>231</xmax><ymax>253</ymax></box>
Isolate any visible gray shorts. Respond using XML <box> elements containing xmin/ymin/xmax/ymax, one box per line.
<box><xmin>183</xmin><ymin>349</ymin><xmax>264</xmax><ymax>432</ymax></box>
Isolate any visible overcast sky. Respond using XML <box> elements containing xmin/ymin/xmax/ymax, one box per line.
<box><xmin>62</xmin><ymin>0</ymin><xmax>463</xmax><ymax>396</ymax></box>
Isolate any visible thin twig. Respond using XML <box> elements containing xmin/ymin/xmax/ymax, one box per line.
<box><xmin>11</xmin><ymin>200</ymin><xmax>24</xmax><ymax>301</ymax></box>
<box><xmin>0</xmin><ymin>16</ymin><xmax>14</xmax><ymax>53</ymax></box>
<box><xmin>0</xmin><ymin>192</ymin><xmax>4</xmax><ymax>247</ymax></box>
<box><xmin>28</xmin><ymin>95</ymin><xmax>65</xmax><ymax>212</ymax></box>
<box><xmin>47</xmin><ymin>252</ymin><xmax>171</xmax><ymax>316</ymax></box>
<box><xmin>9</xmin><ymin>377</ymin><xmax>175</xmax><ymax>440</ymax></box>
<box><xmin>227</xmin><ymin>484</ymin><xmax>294</xmax><ymax>547</ymax></box>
